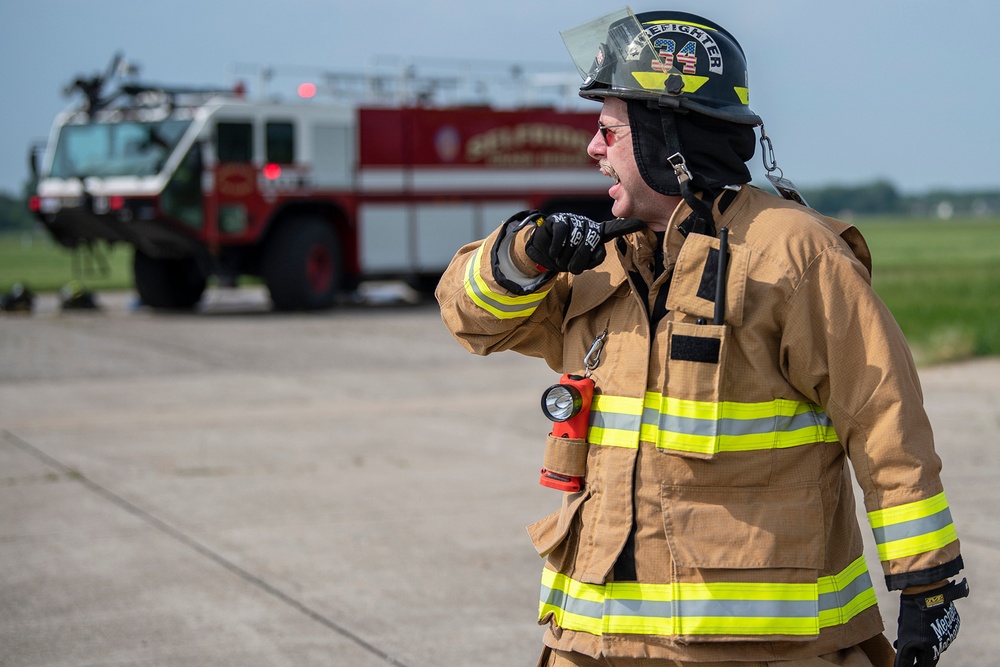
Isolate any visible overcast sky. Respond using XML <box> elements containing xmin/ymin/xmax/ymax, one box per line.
<box><xmin>2</xmin><ymin>0</ymin><xmax>998</xmax><ymax>196</ymax></box>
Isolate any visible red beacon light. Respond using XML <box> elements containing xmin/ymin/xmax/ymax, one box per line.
<box><xmin>263</xmin><ymin>163</ymin><xmax>282</xmax><ymax>180</ymax></box>
<box><xmin>297</xmin><ymin>82</ymin><xmax>317</xmax><ymax>99</ymax></box>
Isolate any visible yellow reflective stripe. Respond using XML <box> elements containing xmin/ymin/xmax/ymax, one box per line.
<box><xmin>868</xmin><ymin>492</ymin><xmax>949</xmax><ymax>529</ymax></box>
<box><xmin>587</xmin><ymin>425</ymin><xmax>640</xmax><ymax>449</ymax></box>
<box><xmin>604</xmin><ymin>616</ymin><xmax>817</xmax><ymax>637</ymax></box>
<box><xmin>462</xmin><ymin>245</ymin><xmax>549</xmax><ymax>319</ymax></box>
<box><xmin>671</xmin><ymin>581</ymin><xmax>819</xmax><ymax>637</ymax></box>
<box><xmin>817</xmin><ymin>554</ymin><xmax>867</xmax><ymax>595</ymax></box>
<box><xmin>568</xmin><ymin>579</ymin><xmax>821</xmax><ymax>637</ymax></box>
<box><xmin>867</xmin><ymin>492</ymin><xmax>959</xmax><ymax>561</ymax></box>
<box><xmin>589</xmin><ymin>393</ymin><xmax>838</xmax><ymax>453</ymax></box>
<box><xmin>674</xmin><ymin>615</ymin><xmax>817</xmax><ymax>637</ymax></box>
<box><xmin>644</xmin><ymin>392</ymin><xmax>720</xmax><ymax>420</ymax></box>
<box><xmin>643</xmin><ymin>19</ymin><xmax>717</xmax><ymax>32</ymax></box>
<box><xmin>734</xmin><ymin>86</ymin><xmax>750</xmax><ymax>105</ymax></box>
<box><xmin>539</xmin><ymin>557</ymin><xmax>876</xmax><ymax>638</ymax></box>
<box><xmin>602</xmin><ymin>615</ymin><xmax>667</xmax><ymax>635</ymax></box>
<box><xmin>541</xmin><ymin>568</ymin><xmax>605</xmax><ymax>604</ymax></box>
<box><xmin>876</xmin><ymin>525</ymin><xmax>959</xmax><ymax>561</ymax></box>
<box><xmin>589</xmin><ymin>394</ymin><xmax>644</xmax><ymax>449</ymax></box>
<box><xmin>677</xmin><ymin>581</ymin><xmax>816</xmax><ymax>602</ymax></box>
<box><xmin>592</xmin><ymin>393</ymin><xmax>644</xmax><ymax>415</ymax></box>
<box><xmin>642</xmin><ymin>428</ymin><xmax>716</xmax><ymax>456</ymax></box>
<box><xmin>817</xmin><ymin>556</ymin><xmax>878</xmax><ymax>629</ymax></box>
<box><xmin>539</xmin><ymin>569</ymin><xmax>605</xmax><ymax>635</ymax></box>
<box><xmin>631</xmin><ymin>72</ymin><xmax>709</xmax><ymax>94</ymax></box>
<box><xmin>819</xmin><ymin>586</ymin><xmax>878</xmax><ymax>629</ymax></box>
<box><xmin>540</xmin><ymin>602</ymin><xmax>604</xmax><ymax>636</ymax></box>
<box><xmin>592</xmin><ymin>395</ymin><xmax>828</xmax><ymax>423</ymax></box>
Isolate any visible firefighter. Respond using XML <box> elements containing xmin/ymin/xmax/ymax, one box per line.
<box><xmin>435</xmin><ymin>9</ymin><xmax>967</xmax><ymax>667</ymax></box>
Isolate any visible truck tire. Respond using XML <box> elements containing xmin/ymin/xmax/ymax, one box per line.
<box><xmin>263</xmin><ymin>217</ymin><xmax>341</xmax><ymax>311</ymax></box>
<box><xmin>133</xmin><ymin>251</ymin><xmax>207</xmax><ymax>310</ymax></box>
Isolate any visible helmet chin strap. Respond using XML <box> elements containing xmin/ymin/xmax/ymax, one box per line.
<box><xmin>660</xmin><ymin>109</ymin><xmax>717</xmax><ymax>237</ymax></box>
<box><xmin>669</xmin><ymin>151</ymin><xmax>717</xmax><ymax>238</ymax></box>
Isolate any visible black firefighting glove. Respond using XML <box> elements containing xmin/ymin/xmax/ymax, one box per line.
<box><xmin>525</xmin><ymin>213</ymin><xmax>644</xmax><ymax>275</ymax></box>
<box><xmin>894</xmin><ymin>578</ymin><xmax>969</xmax><ymax>667</ymax></box>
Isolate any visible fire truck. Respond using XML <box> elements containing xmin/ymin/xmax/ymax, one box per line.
<box><xmin>28</xmin><ymin>56</ymin><xmax>611</xmax><ymax>310</ymax></box>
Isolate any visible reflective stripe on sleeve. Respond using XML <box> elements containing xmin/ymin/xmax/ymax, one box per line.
<box><xmin>868</xmin><ymin>492</ymin><xmax>958</xmax><ymax>561</ymax></box>
<box><xmin>588</xmin><ymin>392</ymin><xmax>838</xmax><ymax>454</ymax></box>
<box><xmin>462</xmin><ymin>244</ymin><xmax>549</xmax><ymax>319</ymax></box>
<box><xmin>539</xmin><ymin>556</ymin><xmax>876</xmax><ymax>638</ymax></box>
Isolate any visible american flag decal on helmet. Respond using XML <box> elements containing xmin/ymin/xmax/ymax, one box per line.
<box><xmin>676</xmin><ymin>41</ymin><xmax>698</xmax><ymax>74</ymax></box>
<box><xmin>652</xmin><ymin>39</ymin><xmax>675</xmax><ymax>73</ymax></box>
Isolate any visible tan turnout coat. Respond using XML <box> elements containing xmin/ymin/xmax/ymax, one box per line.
<box><xmin>435</xmin><ymin>185</ymin><xmax>962</xmax><ymax>662</ymax></box>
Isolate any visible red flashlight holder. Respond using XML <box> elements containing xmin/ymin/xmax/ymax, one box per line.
<box><xmin>539</xmin><ymin>374</ymin><xmax>594</xmax><ymax>492</ymax></box>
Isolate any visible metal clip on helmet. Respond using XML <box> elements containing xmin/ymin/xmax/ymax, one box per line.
<box><xmin>561</xmin><ymin>8</ymin><xmax>761</xmax><ymax>126</ymax></box>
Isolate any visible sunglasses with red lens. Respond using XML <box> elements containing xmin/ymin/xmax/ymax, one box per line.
<box><xmin>598</xmin><ymin>121</ymin><xmax>630</xmax><ymax>146</ymax></box>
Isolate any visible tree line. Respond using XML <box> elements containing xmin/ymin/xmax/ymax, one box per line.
<box><xmin>798</xmin><ymin>180</ymin><xmax>1000</xmax><ymax>219</ymax></box>
<box><xmin>0</xmin><ymin>190</ymin><xmax>36</xmax><ymax>234</ymax></box>
<box><xmin>2</xmin><ymin>180</ymin><xmax>999</xmax><ymax>235</ymax></box>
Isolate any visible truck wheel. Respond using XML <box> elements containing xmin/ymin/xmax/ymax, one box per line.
<box><xmin>133</xmin><ymin>251</ymin><xmax>207</xmax><ymax>310</ymax></box>
<box><xmin>263</xmin><ymin>217</ymin><xmax>341</xmax><ymax>311</ymax></box>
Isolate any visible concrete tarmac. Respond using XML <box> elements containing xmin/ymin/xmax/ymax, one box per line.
<box><xmin>1</xmin><ymin>287</ymin><xmax>996</xmax><ymax>666</ymax></box>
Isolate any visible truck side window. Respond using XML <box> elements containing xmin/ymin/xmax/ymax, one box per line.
<box><xmin>161</xmin><ymin>143</ymin><xmax>204</xmax><ymax>229</ymax></box>
<box><xmin>217</xmin><ymin>122</ymin><xmax>253</xmax><ymax>162</ymax></box>
<box><xmin>266</xmin><ymin>121</ymin><xmax>295</xmax><ymax>164</ymax></box>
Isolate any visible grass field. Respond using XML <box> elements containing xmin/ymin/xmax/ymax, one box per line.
<box><xmin>856</xmin><ymin>216</ymin><xmax>1000</xmax><ymax>364</ymax></box>
<box><xmin>3</xmin><ymin>216</ymin><xmax>999</xmax><ymax>364</ymax></box>
<box><xmin>0</xmin><ymin>233</ymin><xmax>134</xmax><ymax>293</ymax></box>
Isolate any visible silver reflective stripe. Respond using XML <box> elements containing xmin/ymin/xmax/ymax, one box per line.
<box><xmin>640</xmin><ymin>405</ymin><xmax>833</xmax><ymax>437</ymax></box>
<box><xmin>463</xmin><ymin>249</ymin><xmax>543</xmax><ymax>316</ymax></box>
<box><xmin>871</xmin><ymin>507</ymin><xmax>955</xmax><ymax>545</ymax></box>
<box><xmin>604</xmin><ymin>597</ymin><xmax>818</xmax><ymax>619</ymax></box>
<box><xmin>819</xmin><ymin>568</ymin><xmax>873</xmax><ymax>612</ymax></box>
<box><xmin>540</xmin><ymin>586</ymin><xmax>604</xmax><ymax>619</ymax></box>
<box><xmin>591</xmin><ymin>410</ymin><xmax>642</xmax><ymax>432</ymax></box>
<box><xmin>540</xmin><ymin>556</ymin><xmax>876</xmax><ymax>637</ymax></box>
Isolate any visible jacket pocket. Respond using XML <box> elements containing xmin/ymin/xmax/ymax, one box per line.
<box><xmin>651</xmin><ymin>231</ymin><xmax>747</xmax><ymax>460</ymax></box>
<box><xmin>664</xmin><ymin>232</ymin><xmax>749</xmax><ymax>326</ymax></box>
<box><xmin>661</xmin><ymin>482</ymin><xmax>826</xmax><ymax>570</ymax></box>
<box><xmin>526</xmin><ymin>489</ymin><xmax>590</xmax><ymax>558</ymax></box>
<box><xmin>650</xmin><ymin>320</ymin><xmax>728</xmax><ymax>459</ymax></box>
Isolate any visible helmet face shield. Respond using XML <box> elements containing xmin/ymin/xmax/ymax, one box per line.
<box><xmin>561</xmin><ymin>7</ymin><xmax>762</xmax><ymax>125</ymax></box>
<box><xmin>560</xmin><ymin>8</ymin><xmax>665</xmax><ymax>93</ymax></box>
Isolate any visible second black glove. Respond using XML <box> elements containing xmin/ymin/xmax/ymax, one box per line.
<box><xmin>894</xmin><ymin>578</ymin><xmax>969</xmax><ymax>667</ymax></box>
<box><xmin>525</xmin><ymin>213</ymin><xmax>645</xmax><ymax>275</ymax></box>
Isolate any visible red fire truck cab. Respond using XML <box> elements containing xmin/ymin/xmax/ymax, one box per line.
<box><xmin>30</xmin><ymin>64</ymin><xmax>611</xmax><ymax>310</ymax></box>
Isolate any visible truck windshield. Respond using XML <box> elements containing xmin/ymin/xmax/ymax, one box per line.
<box><xmin>49</xmin><ymin>119</ymin><xmax>192</xmax><ymax>179</ymax></box>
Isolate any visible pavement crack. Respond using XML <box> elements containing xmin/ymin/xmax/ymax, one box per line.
<box><xmin>1</xmin><ymin>429</ymin><xmax>410</xmax><ymax>666</ymax></box>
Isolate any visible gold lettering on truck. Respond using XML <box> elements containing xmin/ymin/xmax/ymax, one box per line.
<box><xmin>465</xmin><ymin>124</ymin><xmax>592</xmax><ymax>166</ymax></box>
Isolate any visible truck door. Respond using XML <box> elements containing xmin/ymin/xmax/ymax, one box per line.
<box><xmin>209</xmin><ymin>120</ymin><xmax>264</xmax><ymax>245</ymax></box>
